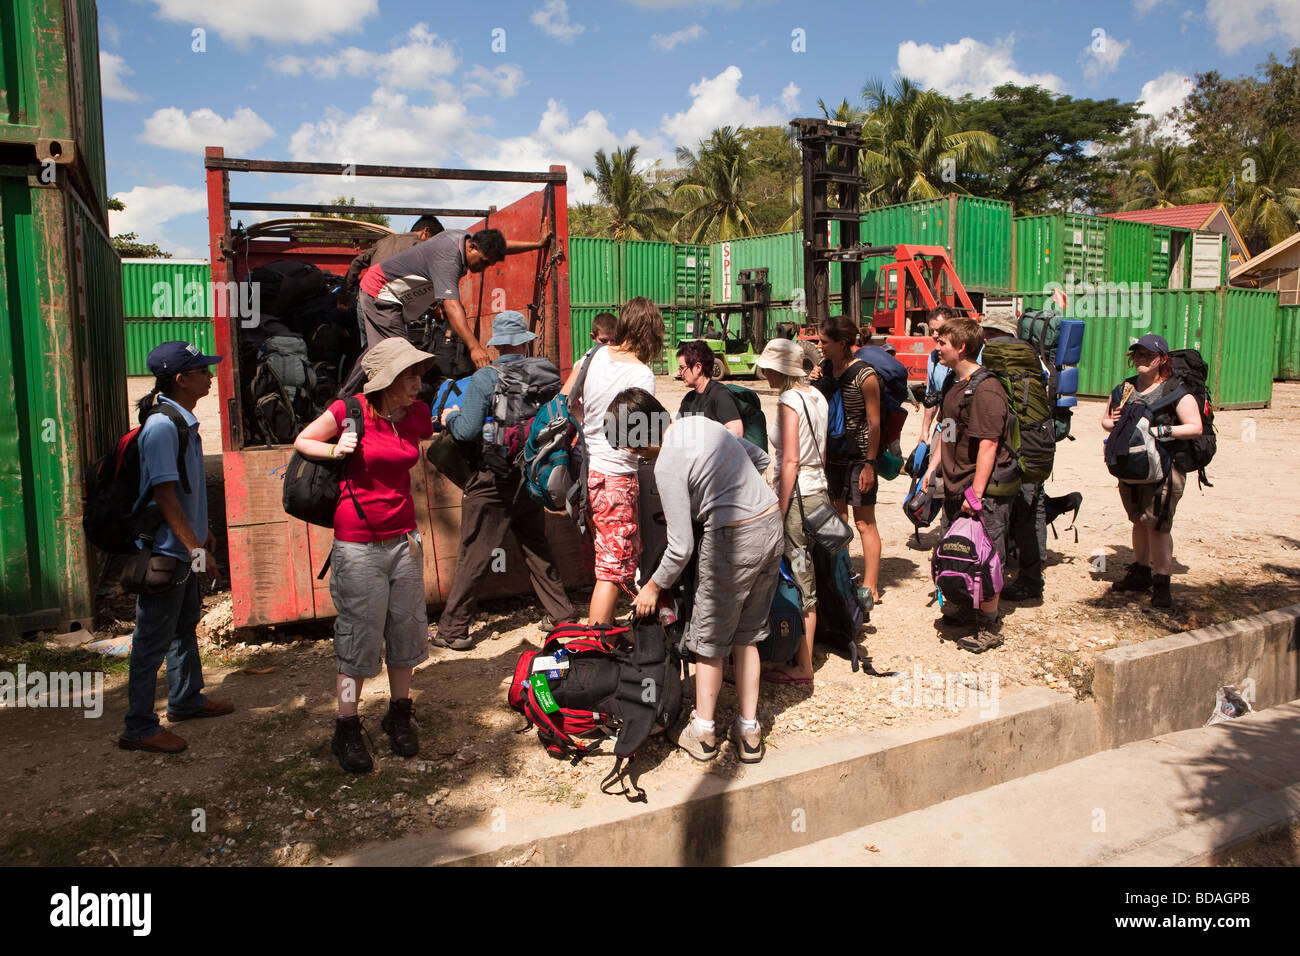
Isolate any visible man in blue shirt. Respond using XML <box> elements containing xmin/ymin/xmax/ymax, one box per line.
<box><xmin>432</xmin><ymin>312</ymin><xmax>575</xmax><ymax>650</ymax></box>
<box><xmin>119</xmin><ymin>342</ymin><xmax>234</xmax><ymax>754</ymax></box>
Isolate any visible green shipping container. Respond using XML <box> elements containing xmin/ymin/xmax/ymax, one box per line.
<box><xmin>121</xmin><ymin>259</ymin><xmax>213</xmax><ymax>318</ymax></box>
<box><xmin>567</xmin><ymin>237</ymin><xmax>618</xmax><ymax>306</ymax></box>
<box><xmin>0</xmin><ymin>166</ymin><xmax>126</xmax><ymax>635</ymax></box>
<box><xmin>1277</xmin><ymin>305</ymin><xmax>1300</xmax><ymax>380</ymax></box>
<box><xmin>710</xmin><ymin>231</ymin><xmax>807</xmax><ymax>304</ymax></box>
<box><xmin>0</xmin><ymin>0</ymin><xmax>110</xmax><ymax>218</ymax></box>
<box><xmin>860</xmin><ymin>195</ymin><xmax>1013</xmax><ymax>295</ymax></box>
<box><xmin>568</xmin><ymin>305</ymin><xmax>617</xmax><ymax>365</ymax></box>
<box><xmin>124</xmin><ymin>319</ymin><xmax>217</xmax><ymax>376</ymax></box>
<box><xmin>1014</xmin><ymin>213</ymin><xmax>1109</xmax><ymax>295</ymax></box>
<box><xmin>619</xmin><ymin>240</ymin><xmax>675</xmax><ymax>305</ymax></box>
<box><xmin>1105</xmin><ymin>219</ymin><xmax>1153</xmax><ymax>287</ymax></box>
<box><xmin>1207</xmin><ymin>288</ymin><xmax>1277</xmax><ymax>408</ymax></box>
<box><xmin>674</xmin><ymin>244</ymin><xmax>710</xmax><ymax>304</ymax></box>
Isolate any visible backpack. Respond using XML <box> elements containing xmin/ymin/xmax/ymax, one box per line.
<box><xmin>811</xmin><ymin>543</ymin><xmax>869</xmax><ymax>672</ymax></box>
<box><xmin>306</xmin><ymin>319</ymin><xmax>351</xmax><ymax>365</ymax></box>
<box><xmin>1168</xmin><ymin>349</ymin><xmax>1216</xmax><ymax>487</ymax></box>
<box><xmin>281</xmin><ymin>396</ymin><xmax>370</xmax><ymax>579</ymax></box>
<box><xmin>932</xmin><ymin>513</ymin><xmax>1004</xmax><ymax>610</ymax></box>
<box><xmin>481</xmin><ymin>357</ymin><xmax>562</xmax><ymax>479</ymax></box>
<box><xmin>249</xmin><ymin>260</ymin><xmax>327</xmax><ymax>317</ymax></box>
<box><xmin>760</xmin><ymin>559</ymin><xmax>804</xmax><ymax>665</ymax></box>
<box><xmin>1016</xmin><ymin>309</ymin><xmax>1081</xmax><ymax>443</ymax></box>
<box><xmin>424</xmin><ymin>374</ymin><xmax>477</xmax><ymax>488</ymax></box>
<box><xmin>980</xmin><ymin>340</ymin><xmax>1056</xmax><ymax>484</ymax></box>
<box><xmin>508</xmin><ymin>619</ymin><xmax>685</xmax><ymax>800</ymax></box>
<box><xmin>902</xmin><ymin>475</ymin><xmax>941</xmax><ymax>542</ymax></box>
<box><xmin>83</xmin><ymin>401</ymin><xmax>191</xmax><ymax>554</ymax></box>
<box><xmin>855</xmin><ymin>344</ymin><xmax>910</xmax><ymax>448</ymax></box>
<box><xmin>941</xmin><ymin>368</ymin><xmax>1024</xmax><ymax>496</ymax></box>
<box><xmin>248</xmin><ymin>335</ymin><xmax>317</xmax><ymax>445</ymax></box>
<box><xmin>723</xmin><ymin>383</ymin><xmax>768</xmax><ymax>452</ymax></box>
<box><xmin>520</xmin><ymin>346</ymin><xmax>602</xmax><ymax>531</ymax></box>
<box><xmin>1104</xmin><ymin>379</ymin><xmax>1184</xmax><ymax>485</ymax></box>
<box><xmin>818</xmin><ymin>359</ymin><xmax>859</xmax><ymax>459</ymax></box>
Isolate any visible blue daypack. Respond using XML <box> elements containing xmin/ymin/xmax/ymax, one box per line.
<box><xmin>760</xmin><ymin>559</ymin><xmax>804</xmax><ymax>665</ymax></box>
<box><xmin>854</xmin><ymin>345</ymin><xmax>909</xmax><ymax>419</ymax></box>
<box><xmin>521</xmin><ymin>346</ymin><xmax>602</xmax><ymax>531</ymax></box>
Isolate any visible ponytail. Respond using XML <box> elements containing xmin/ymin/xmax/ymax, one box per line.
<box><xmin>136</xmin><ymin>374</ymin><xmax>170</xmax><ymax>423</ymax></box>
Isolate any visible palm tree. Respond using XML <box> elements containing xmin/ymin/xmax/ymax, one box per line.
<box><xmin>858</xmin><ymin>78</ymin><xmax>998</xmax><ymax>207</ymax></box>
<box><xmin>581</xmin><ymin>146</ymin><xmax>673</xmax><ymax>241</ymax></box>
<box><xmin>1230</xmin><ymin>130</ymin><xmax>1300</xmax><ymax>250</ymax></box>
<box><xmin>1122</xmin><ymin>144</ymin><xmax>1193</xmax><ymax>210</ymax></box>
<box><xmin>672</xmin><ymin>127</ymin><xmax>762</xmax><ymax>242</ymax></box>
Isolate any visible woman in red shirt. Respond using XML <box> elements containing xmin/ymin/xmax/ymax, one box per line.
<box><xmin>295</xmin><ymin>338</ymin><xmax>435</xmax><ymax>773</ymax></box>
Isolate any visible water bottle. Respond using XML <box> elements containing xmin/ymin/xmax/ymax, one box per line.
<box><xmin>482</xmin><ymin>416</ymin><xmax>497</xmax><ymax>444</ymax></box>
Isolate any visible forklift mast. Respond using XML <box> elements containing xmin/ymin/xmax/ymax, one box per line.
<box><xmin>737</xmin><ymin>267</ymin><xmax>770</xmax><ymax>350</ymax></box>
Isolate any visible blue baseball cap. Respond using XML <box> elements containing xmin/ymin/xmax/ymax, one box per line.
<box><xmin>147</xmin><ymin>341</ymin><xmax>223</xmax><ymax>376</ymax></box>
<box><xmin>1128</xmin><ymin>333</ymin><xmax>1170</xmax><ymax>355</ymax></box>
<box><xmin>486</xmin><ymin>310</ymin><xmax>537</xmax><ymax>347</ymax></box>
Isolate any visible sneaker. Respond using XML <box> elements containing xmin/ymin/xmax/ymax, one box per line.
<box><xmin>1111</xmin><ymin>562</ymin><xmax>1152</xmax><ymax>593</ymax></box>
<box><xmin>331</xmin><ymin>715</ymin><xmax>373</xmax><ymax>774</ymax></box>
<box><xmin>1002</xmin><ymin>578</ymin><xmax>1043</xmax><ymax>601</ymax></box>
<box><xmin>730</xmin><ymin>717</ymin><xmax>765</xmax><ymax>764</ymax></box>
<box><xmin>381</xmin><ymin>698</ymin><xmax>419</xmax><ymax>757</ymax></box>
<box><xmin>1151</xmin><ymin>573</ymin><xmax>1173</xmax><ymax>609</ymax></box>
<box><xmin>430</xmin><ymin>631</ymin><xmax>474</xmax><ymax>651</ymax></box>
<box><xmin>669</xmin><ymin>711</ymin><xmax>719</xmax><ymax>762</ymax></box>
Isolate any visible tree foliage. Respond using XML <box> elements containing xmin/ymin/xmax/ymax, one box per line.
<box><xmin>310</xmin><ymin>196</ymin><xmax>390</xmax><ymax>227</ymax></box>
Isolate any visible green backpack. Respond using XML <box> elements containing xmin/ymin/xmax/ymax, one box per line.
<box><xmin>724</xmin><ymin>383</ymin><xmax>768</xmax><ymax>453</ymax></box>
<box><xmin>975</xmin><ymin>340</ymin><xmax>1056</xmax><ymax>488</ymax></box>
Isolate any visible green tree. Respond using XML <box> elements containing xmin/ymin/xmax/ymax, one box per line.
<box><xmin>310</xmin><ymin>195</ymin><xmax>390</xmax><ymax>227</ymax></box>
<box><xmin>957</xmin><ymin>84</ymin><xmax>1139</xmax><ymax>213</ymax></box>
<box><xmin>737</xmin><ymin>125</ymin><xmax>800</xmax><ymax>234</ymax></box>
<box><xmin>581</xmin><ymin>146</ymin><xmax>673</xmax><ymax>240</ymax></box>
<box><xmin>567</xmin><ymin>202</ymin><xmax>614</xmax><ymax>237</ymax></box>
<box><xmin>859</xmin><ymin>77</ymin><xmax>998</xmax><ymax>207</ymax></box>
<box><xmin>1121</xmin><ymin>143</ymin><xmax>1195</xmax><ymax>210</ymax></box>
<box><xmin>1231</xmin><ymin>130</ymin><xmax>1300</xmax><ymax>251</ymax></box>
<box><xmin>673</xmin><ymin>127</ymin><xmax>762</xmax><ymax>242</ymax></box>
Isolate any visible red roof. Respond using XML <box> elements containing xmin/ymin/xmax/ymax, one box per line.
<box><xmin>1101</xmin><ymin>204</ymin><xmax>1222</xmax><ymax>229</ymax></box>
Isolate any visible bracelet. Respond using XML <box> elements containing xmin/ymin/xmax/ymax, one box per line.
<box><xmin>329</xmin><ymin>443</ymin><xmax>337</xmax><ymax>458</ymax></box>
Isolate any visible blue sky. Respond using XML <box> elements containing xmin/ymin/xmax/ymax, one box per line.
<box><xmin>99</xmin><ymin>0</ymin><xmax>1300</xmax><ymax>257</ymax></box>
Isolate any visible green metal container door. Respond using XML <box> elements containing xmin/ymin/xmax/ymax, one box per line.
<box><xmin>121</xmin><ymin>260</ymin><xmax>213</xmax><ymax>318</ymax></box>
<box><xmin>123</xmin><ymin>320</ymin><xmax>218</xmax><ymax>376</ymax></box>
<box><xmin>619</xmin><ymin>240</ymin><xmax>675</xmax><ymax>305</ymax></box>
<box><xmin>1208</xmin><ymin>288</ymin><xmax>1277</xmax><ymax>408</ymax></box>
<box><xmin>710</xmin><ymin>232</ymin><xmax>805</xmax><ymax>304</ymax></box>
<box><xmin>1277</xmin><ymin>305</ymin><xmax>1300</xmax><ymax>380</ymax></box>
<box><xmin>949</xmin><ymin>196</ymin><xmax>1014</xmax><ymax>294</ymax></box>
<box><xmin>1074</xmin><ymin>289</ymin><xmax>1215</xmax><ymax>397</ymax></box>
<box><xmin>0</xmin><ymin>0</ymin><xmax>109</xmax><ymax>217</ymax></box>
<box><xmin>674</xmin><ymin>244</ymin><xmax>710</xmax><ymax>304</ymax></box>
<box><xmin>567</xmin><ymin>237</ymin><xmax>618</xmax><ymax>306</ymax></box>
<box><xmin>1105</xmin><ymin>219</ymin><xmax>1153</xmax><ymax>287</ymax></box>
<box><xmin>1015</xmin><ymin>214</ymin><xmax>1109</xmax><ymax>294</ymax></box>
<box><xmin>1151</xmin><ymin>226</ymin><xmax>1171</xmax><ymax>288</ymax></box>
<box><xmin>0</xmin><ymin>167</ymin><xmax>125</xmax><ymax>634</ymax></box>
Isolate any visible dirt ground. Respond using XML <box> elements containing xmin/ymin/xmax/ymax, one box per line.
<box><xmin>1</xmin><ymin>377</ymin><xmax>1297</xmax><ymax>866</ymax></box>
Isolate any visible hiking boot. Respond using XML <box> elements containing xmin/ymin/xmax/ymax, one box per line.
<box><xmin>381</xmin><ymin>698</ymin><xmax>419</xmax><ymax>757</ymax></box>
<box><xmin>957</xmin><ymin>613</ymin><xmax>1004</xmax><ymax>653</ymax></box>
<box><xmin>118</xmin><ymin>728</ymin><xmax>188</xmax><ymax>754</ymax></box>
<box><xmin>332</xmin><ymin>715</ymin><xmax>373</xmax><ymax>774</ymax></box>
<box><xmin>1110</xmin><ymin>562</ymin><xmax>1152</xmax><ymax>594</ymax></box>
<box><xmin>669</xmin><ymin>710</ymin><xmax>719</xmax><ymax>762</ymax></box>
<box><xmin>1002</xmin><ymin>578</ymin><xmax>1043</xmax><ymax>601</ymax></box>
<box><xmin>730</xmin><ymin>717</ymin><xmax>765</xmax><ymax>764</ymax></box>
<box><xmin>1151</xmin><ymin>573</ymin><xmax>1173</xmax><ymax>609</ymax></box>
<box><xmin>430</xmin><ymin>631</ymin><xmax>473</xmax><ymax>651</ymax></box>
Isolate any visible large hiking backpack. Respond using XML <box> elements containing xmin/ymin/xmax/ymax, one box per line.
<box><xmin>521</xmin><ymin>346</ymin><xmax>602</xmax><ymax>530</ymax></box>
<box><xmin>1169</xmin><ymin>349</ymin><xmax>1216</xmax><ymax>487</ymax></box>
<box><xmin>723</xmin><ymin>382</ymin><xmax>768</xmax><ymax>452</ymax></box>
<box><xmin>508</xmin><ymin>619</ymin><xmax>684</xmax><ymax>799</ymax></box>
<box><xmin>247</xmin><ymin>335</ymin><xmax>317</xmax><ymax>445</ymax></box>
<box><xmin>980</xmin><ymin>340</ymin><xmax>1056</xmax><ymax>484</ymax></box>
<box><xmin>250</xmin><ymin>260</ymin><xmax>327</xmax><ymax>318</ymax></box>
<box><xmin>481</xmin><ymin>357</ymin><xmax>562</xmax><ymax>478</ymax></box>
<box><xmin>1104</xmin><ymin>379</ymin><xmax>1183</xmax><ymax>484</ymax></box>
<box><xmin>84</xmin><ymin>402</ymin><xmax>191</xmax><ymax>554</ymax></box>
<box><xmin>932</xmin><ymin>513</ymin><xmax>1004</xmax><ymax>610</ymax></box>
<box><xmin>811</xmin><ymin>543</ymin><xmax>869</xmax><ymax>672</ymax></box>
<box><xmin>424</xmin><ymin>374</ymin><xmax>477</xmax><ymax>488</ymax></box>
<box><xmin>855</xmin><ymin>344</ymin><xmax>910</xmax><ymax>448</ymax></box>
<box><xmin>1016</xmin><ymin>309</ymin><xmax>1084</xmax><ymax>443</ymax></box>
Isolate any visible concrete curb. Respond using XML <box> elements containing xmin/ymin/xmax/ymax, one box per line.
<box><xmin>1094</xmin><ymin>603</ymin><xmax>1300</xmax><ymax>749</ymax></box>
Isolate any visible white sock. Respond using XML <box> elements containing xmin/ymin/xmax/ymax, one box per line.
<box><xmin>693</xmin><ymin>715</ymin><xmax>715</xmax><ymax>734</ymax></box>
<box><xmin>739</xmin><ymin>716</ymin><xmax>760</xmax><ymax>733</ymax></box>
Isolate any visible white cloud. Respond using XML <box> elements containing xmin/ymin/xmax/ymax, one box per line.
<box><xmin>109</xmin><ymin>184</ymin><xmax>207</xmax><ymax>253</ymax></box>
<box><xmin>270</xmin><ymin>24</ymin><xmax>460</xmax><ymax>89</ymax></box>
<box><xmin>896</xmin><ymin>36</ymin><xmax>1065</xmax><ymax>98</ymax></box>
<box><xmin>660</xmin><ymin>66</ymin><xmax>789</xmax><ymax>146</ymax></box>
<box><xmin>141</xmin><ymin>106</ymin><xmax>275</xmax><ymax>154</ymax></box>
<box><xmin>1138</xmin><ymin>71</ymin><xmax>1193</xmax><ymax>142</ymax></box>
<box><xmin>780</xmin><ymin>81</ymin><xmax>800</xmax><ymax>113</ymax></box>
<box><xmin>100</xmin><ymin>53</ymin><xmax>141</xmax><ymax>102</ymax></box>
<box><xmin>101</xmin><ymin>19</ymin><xmax>122</xmax><ymax>48</ymax></box>
<box><xmin>149</xmin><ymin>0</ymin><xmax>378</xmax><ymax>46</ymax></box>
<box><xmin>1206</xmin><ymin>0</ymin><xmax>1300</xmax><ymax>54</ymax></box>
<box><xmin>463</xmin><ymin>64</ymin><xmax>527</xmax><ymax>99</ymax></box>
<box><xmin>1132</xmin><ymin>0</ymin><xmax>1172</xmax><ymax>14</ymax></box>
<box><xmin>1080</xmin><ymin>35</ymin><xmax>1129</xmax><ymax>82</ymax></box>
<box><xmin>532</xmin><ymin>0</ymin><xmax>584</xmax><ymax>42</ymax></box>
<box><xmin>650</xmin><ymin>24</ymin><xmax>707</xmax><ymax>51</ymax></box>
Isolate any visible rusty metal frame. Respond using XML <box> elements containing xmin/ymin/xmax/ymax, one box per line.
<box><xmin>229</xmin><ymin>201</ymin><xmax>495</xmax><ymax>218</ymax></box>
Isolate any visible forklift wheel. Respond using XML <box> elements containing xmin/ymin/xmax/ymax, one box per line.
<box><xmin>712</xmin><ymin>357</ymin><xmax>726</xmax><ymax>380</ymax></box>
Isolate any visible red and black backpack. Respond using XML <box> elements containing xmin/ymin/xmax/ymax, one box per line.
<box><xmin>508</xmin><ymin>618</ymin><xmax>684</xmax><ymax>799</ymax></box>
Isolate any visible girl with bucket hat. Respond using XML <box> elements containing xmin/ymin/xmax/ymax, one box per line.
<box><xmin>294</xmin><ymin>337</ymin><xmax>436</xmax><ymax>772</ymax></box>
<box><xmin>755</xmin><ymin>338</ymin><xmax>830</xmax><ymax>685</ymax></box>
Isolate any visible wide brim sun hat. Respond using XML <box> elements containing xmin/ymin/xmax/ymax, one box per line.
<box><xmin>754</xmin><ymin>338</ymin><xmax>808</xmax><ymax>378</ymax></box>
<box><xmin>360</xmin><ymin>338</ymin><xmax>436</xmax><ymax>394</ymax></box>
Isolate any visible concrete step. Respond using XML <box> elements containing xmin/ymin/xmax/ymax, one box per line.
<box><xmin>748</xmin><ymin>700</ymin><xmax>1300</xmax><ymax>867</ymax></box>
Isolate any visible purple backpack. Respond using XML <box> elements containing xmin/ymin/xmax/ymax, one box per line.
<box><xmin>931</xmin><ymin>514</ymin><xmax>1004</xmax><ymax>608</ymax></box>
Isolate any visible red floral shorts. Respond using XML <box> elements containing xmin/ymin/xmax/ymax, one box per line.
<box><xmin>588</xmin><ymin>469</ymin><xmax>640</xmax><ymax>583</ymax></box>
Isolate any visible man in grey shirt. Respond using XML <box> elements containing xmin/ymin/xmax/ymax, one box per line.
<box><xmin>616</xmin><ymin>388</ymin><xmax>782</xmax><ymax>765</ymax></box>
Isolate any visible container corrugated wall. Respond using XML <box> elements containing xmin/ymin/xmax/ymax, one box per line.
<box><xmin>1106</xmin><ymin>219</ymin><xmax>1153</xmax><ymax>286</ymax></box>
<box><xmin>619</xmin><ymin>240</ymin><xmax>675</xmax><ymax>305</ymax></box>
<box><xmin>121</xmin><ymin>260</ymin><xmax>212</xmax><ymax>318</ymax></box>
<box><xmin>0</xmin><ymin>0</ymin><xmax>109</xmax><ymax>217</ymax></box>
<box><xmin>1277</xmin><ymin>305</ymin><xmax>1300</xmax><ymax>380</ymax></box>
<box><xmin>0</xmin><ymin>166</ymin><xmax>125</xmax><ymax>634</ymax></box>
<box><xmin>123</xmin><ymin>320</ymin><xmax>218</xmax><ymax>376</ymax></box>
<box><xmin>1151</xmin><ymin>226</ymin><xmax>1171</xmax><ymax>288</ymax></box>
<box><xmin>1208</xmin><ymin>288</ymin><xmax>1277</xmax><ymax>408</ymax></box>
<box><xmin>950</xmin><ymin>196</ymin><xmax>1014</xmax><ymax>294</ymax></box>
<box><xmin>568</xmin><ymin>238</ymin><xmax>618</xmax><ymax>305</ymax></box>
<box><xmin>1015</xmin><ymin>213</ymin><xmax>1111</xmax><ymax>293</ymax></box>
<box><xmin>710</xmin><ymin>232</ymin><xmax>805</xmax><ymax>303</ymax></box>
<box><xmin>674</xmin><ymin>244</ymin><xmax>709</xmax><ymax>304</ymax></box>
<box><xmin>568</xmin><ymin>305</ymin><xmax>617</xmax><ymax>364</ymax></box>
<box><xmin>1074</xmin><ymin>289</ymin><xmax>1214</xmax><ymax>397</ymax></box>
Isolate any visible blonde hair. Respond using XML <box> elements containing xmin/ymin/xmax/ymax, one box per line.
<box><xmin>615</xmin><ymin>297</ymin><xmax>666</xmax><ymax>364</ymax></box>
